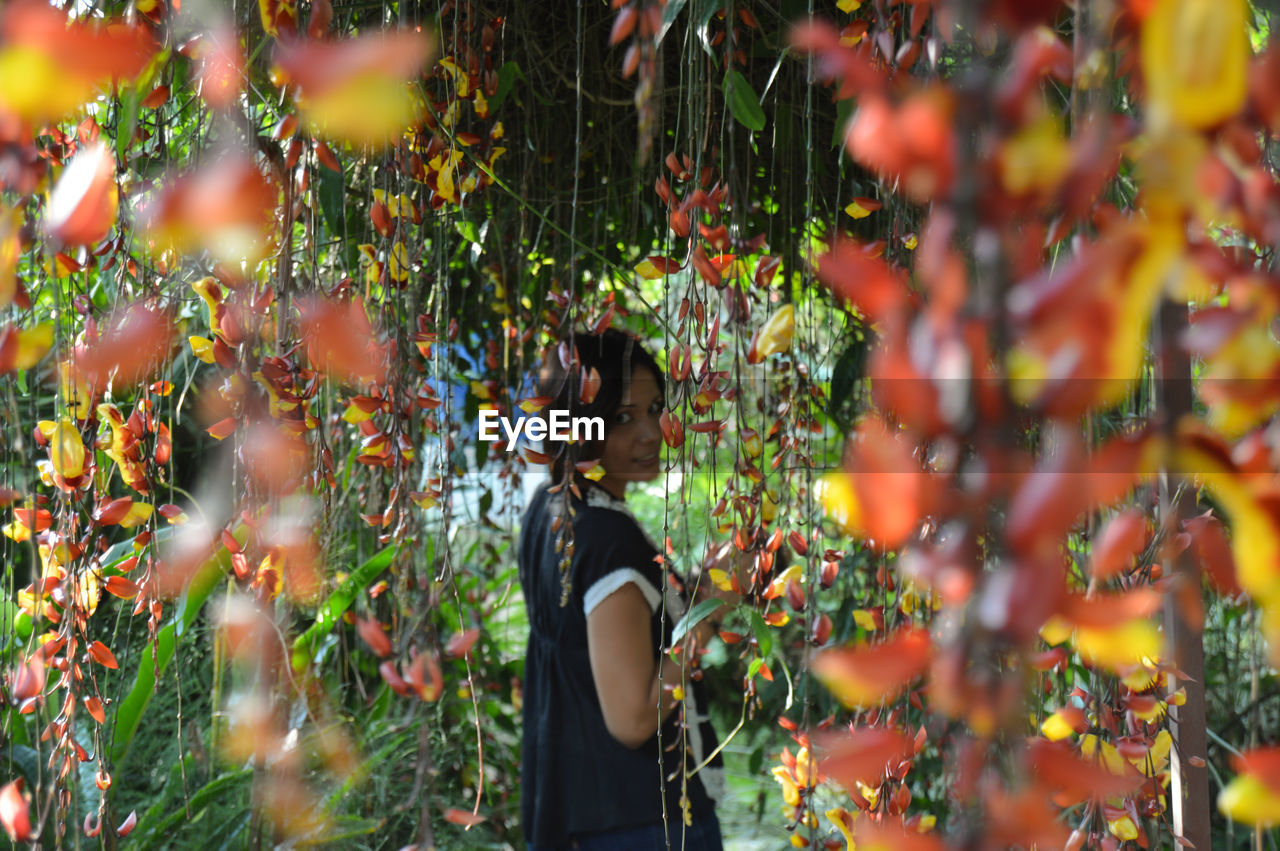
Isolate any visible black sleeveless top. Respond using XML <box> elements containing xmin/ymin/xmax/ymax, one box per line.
<box><xmin>518</xmin><ymin>482</ymin><xmax>722</xmax><ymax>847</ymax></box>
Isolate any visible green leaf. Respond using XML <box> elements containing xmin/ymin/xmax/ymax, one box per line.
<box><xmin>748</xmin><ymin>744</ymin><xmax>765</xmax><ymax>776</ymax></box>
<box><xmin>657</xmin><ymin>0</ymin><xmax>688</xmax><ymax>45</ymax></box>
<box><xmin>98</xmin><ymin>525</ymin><xmax>178</xmax><ymax>575</ymax></box>
<box><xmin>670</xmin><ymin>597</ymin><xmax>724</xmax><ymax>645</ymax></box>
<box><xmin>317</xmin><ymin>162</ymin><xmax>347</xmax><ymax>237</ymax></box>
<box><xmin>1</xmin><ymin>708</ymin><xmax>30</xmax><ymax>747</ymax></box>
<box><xmin>133</xmin><ymin>764</ymin><xmax>253</xmax><ymax>849</ymax></box>
<box><xmin>291</xmin><ymin>544</ymin><xmax>399</xmax><ymax>668</ymax></box>
<box><xmin>315</xmin><ymin>816</ymin><xmax>385</xmax><ymax>843</ymax></box>
<box><xmin>748</xmin><ymin>609</ymin><xmax>772</xmax><ymax>658</ymax></box>
<box><xmin>455</xmin><ymin>219</ymin><xmax>480</xmax><ymax>244</ymax></box>
<box><xmin>115</xmin><ymin>87</ymin><xmax>140</xmax><ymax>161</ymax></box>
<box><xmin>488</xmin><ymin>60</ymin><xmax>552</xmax><ymax>110</ymax></box>
<box><xmin>489</xmin><ymin>61</ymin><xmax>519</xmax><ymax>112</ymax></box>
<box><xmin>325</xmin><ymin>729</ymin><xmax>411</xmax><ymax>808</ymax></box>
<box><xmin>760</xmin><ymin>48</ymin><xmax>791</xmax><ymax>103</ymax></box>
<box><xmin>2</xmin><ymin>745</ymin><xmax>39</xmax><ymax>788</ymax></box>
<box><xmin>724</xmin><ymin>70</ymin><xmax>766</xmax><ymax>132</ymax></box>
<box><xmin>0</xmin><ymin>598</ymin><xmax>17</xmax><ymax>652</ymax></box>
<box><xmin>833</xmin><ymin>98</ymin><xmax>855</xmax><ymax>148</ymax></box>
<box><xmin>112</xmin><ymin>542</ymin><xmax>229</xmax><ymax>762</ymax></box>
<box><xmin>827</xmin><ymin>328</ymin><xmax>873</xmax><ymax>431</ymax></box>
<box><xmin>694</xmin><ymin>0</ymin><xmax>722</xmax><ymax>60</ymax></box>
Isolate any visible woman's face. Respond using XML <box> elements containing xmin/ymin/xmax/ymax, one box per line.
<box><xmin>597</xmin><ymin>366</ymin><xmax>664</xmax><ymax>498</ymax></box>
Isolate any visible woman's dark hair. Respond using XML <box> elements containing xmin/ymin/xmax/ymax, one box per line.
<box><xmin>535</xmin><ymin>328</ymin><xmax>664</xmax><ymax>481</ymax></box>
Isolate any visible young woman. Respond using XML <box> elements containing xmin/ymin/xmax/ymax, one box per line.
<box><xmin>518</xmin><ymin>329</ymin><xmax>727</xmax><ymax>851</ymax></box>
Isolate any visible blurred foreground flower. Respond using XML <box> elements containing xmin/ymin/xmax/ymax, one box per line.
<box><xmin>812</xmin><ymin>627</ymin><xmax>931</xmax><ymax>708</ymax></box>
<box><xmin>45</xmin><ymin>142</ymin><xmax>117</xmax><ymax>247</ymax></box>
<box><xmin>138</xmin><ymin>155</ymin><xmax>279</xmax><ymax>268</ymax></box>
<box><xmin>0</xmin><ymin>1</ymin><xmax>155</xmax><ymax>127</ymax></box>
<box><xmin>1141</xmin><ymin>0</ymin><xmax>1248</xmax><ymax>129</ymax></box>
<box><xmin>273</xmin><ymin>29</ymin><xmax>433</xmax><ymax>149</ymax></box>
<box><xmin>1220</xmin><ymin>748</ymin><xmax>1280</xmax><ymax>827</ymax></box>
<box><xmin>298</xmin><ymin>296</ymin><xmax>388</xmax><ymax>385</ymax></box>
<box><xmin>0</xmin><ymin>779</ymin><xmax>31</xmax><ymax>842</ymax></box>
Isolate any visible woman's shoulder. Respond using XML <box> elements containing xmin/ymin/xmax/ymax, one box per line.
<box><xmin>575</xmin><ymin>486</ymin><xmax>658</xmax><ymax>550</ymax></box>
<box><xmin>522</xmin><ymin>482</ymin><xmax>659</xmax><ymax>562</ymax></box>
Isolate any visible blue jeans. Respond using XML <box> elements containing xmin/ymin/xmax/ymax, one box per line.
<box><xmin>530</xmin><ymin>812</ymin><xmax>724</xmax><ymax>851</ymax></box>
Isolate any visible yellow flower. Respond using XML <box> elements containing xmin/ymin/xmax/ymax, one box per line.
<box><xmin>1220</xmin><ymin>774</ymin><xmax>1280</xmax><ymax>827</ymax></box>
<box><xmin>1107</xmin><ymin>814</ymin><xmax>1139</xmax><ymax>841</ymax></box>
<box><xmin>1039</xmin><ymin>615</ymin><xmax>1073</xmax><ymax>646</ymax></box>
<box><xmin>1040</xmin><ymin>710</ymin><xmax>1076</xmax><ymax>742</ymax></box>
<box><xmin>12</xmin><ymin>324</ymin><xmax>53</xmax><ymax>370</ymax></box>
<box><xmin>303</xmin><ymin>74</ymin><xmax>422</xmax><ymax>149</ymax></box>
<box><xmin>189</xmin><ymin>336</ymin><xmax>216</xmax><ymax>364</ymax></box>
<box><xmin>856</xmin><ymin>780</ymin><xmax>879</xmax><ymax>809</ymax></box>
<box><xmin>753</xmin><ymin>305</ymin><xmax>795</xmax><ymax>359</ymax></box>
<box><xmin>1195</xmin><ymin>471</ymin><xmax>1280</xmax><ymax>608</ymax></box>
<box><xmin>817</xmin><ymin>472</ymin><xmax>861</xmax><ymax>536</ymax></box>
<box><xmin>1133</xmin><ymin>730</ymin><xmax>1172</xmax><ymax>777</ymax></box>
<box><xmin>1141</xmin><ymin>0</ymin><xmax>1248</xmax><ymax>129</ymax></box>
<box><xmin>342</xmin><ymin>402</ymin><xmax>372</xmax><ymax>424</ymax></box>
<box><xmin>1000</xmin><ymin>113</ymin><xmax>1071</xmax><ymax>196</ymax></box>
<box><xmin>825</xmin><ymin>807</ymin><xmax>856</xmax><ymax>850</ymax></box>
<box><xmin>1121</xmin><ymin>663</ymin><xmax>1160</xmax><ymax>692</ymax></box>
<box><xmin>97</xmin><ymin>403</ymin><xmax>148</xmax><ymax>493</ymax></box>
<box><xmin>429</xmin><ymin>149</ymin><xmax>465</xmax><ymax>204</ymax></box>
<box><xmin>1081</xmin><ymin>734</ymin><xmax>1129</xmax><ymax>776</ymax></box>
<box><xmin>768</xmin><ymin>565</ymin><xmax>804</xmax><ymax>599</ymax></box>
<box><xmin>1074</xmin><ymin>619</ymin><xmax>1161</xmax><ymax>673</ymax></box>
<box><xmin>844</xmin><ymin>199</ymin><xmax>874</xmax><ymax>219</ymax></box>
<box><xmin>794</xmin><ymin>746</ymin><xmax>817</xmax><ymax>788</ymax></box>
<box><xmin>633</xmin><ymin>259</ymin><xmax>668</xmax><ymax>280</ymax></box>
<box><xmin>772</xmin><ymin>766</ymin><xmax>800</xmax><ymax>807</ymax></box>
<box><xmin>118</xmin><ymin>502</ymin><xmax>153</xmax><ymax>529</ymax></box>
<box><xmin>761</xmin><ymin>487</ymin><xmax>779</xmax><ymax>524</ymax></box>
<box><xmin>39</xmin><ymin>419</ymin><xmax>86</xmax><ymax>482</ymax></box>
<box><xmin>389</xmin><ymin>241</ymin><xmax>411</xmax><ymax>282</ymax></box>
<box><xmin>707</xmin><ymin>569</ymin><xmax>733</xmax><ymax>592</ymax></box>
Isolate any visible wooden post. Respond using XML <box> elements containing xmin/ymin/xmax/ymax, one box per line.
<box><xmin>1157</xmin><ymin>298</ymin><xmax>1213</xmax><ymax>849</ymax></box>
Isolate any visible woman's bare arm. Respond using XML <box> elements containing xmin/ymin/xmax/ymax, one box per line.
<box><xmin>586</xmin><ymin>583</ymin><xmax>712</xmax><ymax>749</ymax></box>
